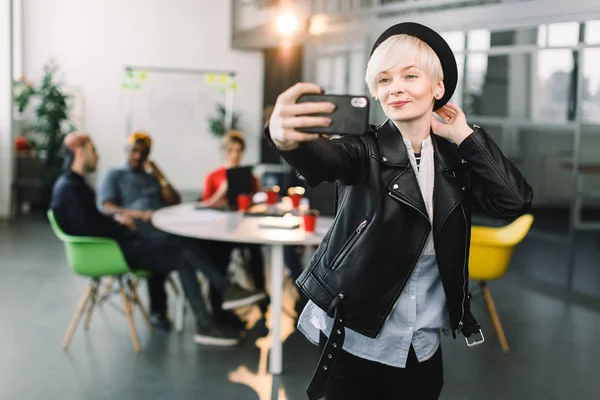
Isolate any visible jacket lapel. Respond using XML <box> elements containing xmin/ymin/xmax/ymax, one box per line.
<box><xmin>432</xmin><ymin>134</ymin><xmax>467</xmax><ymax>236</ymax></box>
<box><xmin>377</xmin><ymin>121</ymin><xmax>428</xmax><ymax>221</ymax></box>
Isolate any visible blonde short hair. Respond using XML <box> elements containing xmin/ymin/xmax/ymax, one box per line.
<box><xmin>222</xmin><ymin>130</ymin><xmax>246</xmax><ymax>152</ymax></box>
<box><xmin>365</xmin><ymin>34</ymin><xmax>443</xmax><ymax>98</ymax></box>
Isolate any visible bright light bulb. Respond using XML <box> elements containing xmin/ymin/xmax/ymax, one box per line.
<box><xmin>276</xmin><ymin>12</ymin><xmax>298</xmax><ymax>35</ymax></box>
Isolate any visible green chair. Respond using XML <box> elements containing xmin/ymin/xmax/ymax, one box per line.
<box><xmin>47</xmin><ymin>209</ymin><xmax>152</xmax><ymax>352</ymax></box>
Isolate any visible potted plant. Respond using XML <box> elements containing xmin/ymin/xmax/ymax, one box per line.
<box><xmin>12</xmin><ymin>61</ymin><xmax>73</xmax><ymax>209</ymax></box>
<box><xmin>208</xmin><ymin>103</ymin><xmax>241</xmax><ymax>138</ymax></box>
<box><xmin>13</xmin><ymin>75</ymin><xmax>36</xmax><ymax>117</ymax></box>
<box><xmin>34</xmin><ymin>62</ymin><xmax>74</xmax><ymax>207</ymax></box>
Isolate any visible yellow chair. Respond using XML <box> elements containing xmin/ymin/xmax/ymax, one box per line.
<box><xmin>469</xmin><ymin>214</ymin><xmax>534</xmax><ymax>353</ymax></box>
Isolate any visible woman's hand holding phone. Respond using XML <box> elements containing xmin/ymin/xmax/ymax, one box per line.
<box><xmin>269</xmin><ymin>83</ymin><xmax>335</xmax><ymax>150</ymax></box>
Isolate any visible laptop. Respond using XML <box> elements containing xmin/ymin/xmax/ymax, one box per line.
<box><xmin>226</xmin><ymin>166</ymin><xmax>255</xmax><ymax>209</ymax></box>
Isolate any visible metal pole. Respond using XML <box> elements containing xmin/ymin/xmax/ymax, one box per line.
<box><xmin>566</xmin><ymin>45</ymin><xmax>585</xmax><ymax>291</ymax></box>
<box><xmin>225</xmin><ymin>75</ymin><xmax>236</xmax><ymax>133</ymax></box>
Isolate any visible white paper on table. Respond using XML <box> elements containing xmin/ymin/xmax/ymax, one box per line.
<box><xmin>258</xmin><ymin>216</ymin><xmax>301</xmax><ymax>230</ymax></box>
<box><xmin>158</xmin><ymin>209</ymin><xmax>230</xmax><ymax>224</ymax></box>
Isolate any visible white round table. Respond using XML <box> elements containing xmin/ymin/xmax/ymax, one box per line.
<box><xmin>152</xmin><ymin>202</ymin><xmax>333</xmax><ymax>374</ymax></box>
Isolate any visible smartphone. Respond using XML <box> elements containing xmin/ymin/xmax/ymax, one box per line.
<box><xmin>296</xmin><ymin>94</ymin><xmax>370</xmax><ymax>136</ymax></box>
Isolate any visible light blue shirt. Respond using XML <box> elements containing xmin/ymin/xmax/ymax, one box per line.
<box><xmin>297</xmin><ymin>254</ymin><xmax>451</xmax><ymax>368</ymax></box>
<box><xmin>96</xmin><ymin>166</ymin><xmax>164</xmax><ymax>212</ymax></box>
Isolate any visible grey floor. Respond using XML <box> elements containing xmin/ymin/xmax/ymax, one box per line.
<box><xmin>1</xmin><ymin>209</ymin><xmax>600</xmax><ymax>400</ymax></box>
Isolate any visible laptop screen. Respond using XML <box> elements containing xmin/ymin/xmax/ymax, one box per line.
<box><xmin>225</xmin><ymin>166</ymin><xmax>255</xmax><ymax>209</ymax></box>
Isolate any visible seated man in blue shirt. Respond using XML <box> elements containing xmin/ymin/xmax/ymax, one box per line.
<box><xmin>51</xmin><ymin>132</ymin><xmax>266</xmax><ymax>347</ymax></box>
<box><xmin>95</xmin><ymin>132</ymin><xmax>180</xmax><ymax>330</ymax></box>
<box><xmin>97</xmin><ymin>132</ymin><xmax>250</xmax><ymax>331</ymax></box>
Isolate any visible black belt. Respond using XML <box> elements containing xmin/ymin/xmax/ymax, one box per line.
<box><xmin>306</xmin><ymin>293</ymin><xmax>346</xmax><ymax>400</ymax></box>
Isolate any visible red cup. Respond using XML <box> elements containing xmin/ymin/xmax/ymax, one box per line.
<box><xmin>303</xmin><ymin>214</ymin><xmax>318</xmax><ymax>232</ymax></box>
<box><xmin>289</xmin><ymin>193</ymin><xmax>302</xmax><ymax>208</ymax></box>
<box><xmin>266</xmin><ymin>189</ymin><xmax>278</xmax><ymax>205</ymax></box>
<box><xmin>237</xmin><ymin>194</ymin><xmax>252</xmax><ymax>211</ymax></box>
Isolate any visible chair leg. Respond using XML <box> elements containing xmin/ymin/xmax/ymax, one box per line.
<box><xmin>166</xmin><ymin>274</ymin><xmax>180</xmax><ymax>296</ymax></box>
<box><xmin>62</xmin><ymin>285</ymin><xmax>92</xmax><ymax>349</ymax></box>
<box><xmin>120</xmin><ymin>280</ymin><xmax>141</xmax><ymax>352</ymax></box>
<box><xmin>84</xmin><ymin>279</ymin><xmax>100</xmax><ymax>330</ymax></box>
<box><xmin>128</xmin><ymin>277</ymin><xmax>152</xmax><ymax>332</ymax></box>
<box><xmin>174</xmin><ymin>291</ymin><xmax>186</xmax><ymax>333</ymax></box>
<box><xmin>480</xmin><ymin>281</ymin><xmax>510</xmax><ymax>353</ymax></box>
<box><xmin>96</xmin><ymin>276</ymin><xmax>116</xmax><ymax>307</ymax></box>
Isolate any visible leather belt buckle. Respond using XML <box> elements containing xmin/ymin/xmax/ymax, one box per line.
<box><xmin>465</xmin><ymin>329</ymin><xmax>485</xmax><ymax>347</ymax></box>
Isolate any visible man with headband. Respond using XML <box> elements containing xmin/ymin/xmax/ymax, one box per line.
<box><xmin>51</xmin><ymin>132</ymin><xmax>266</xmax><ymax>347</ymax></box>
<box><xmin>96</xmin><ymin>131</ymin><xmax>180</xmax><ymax>330</ymax></box>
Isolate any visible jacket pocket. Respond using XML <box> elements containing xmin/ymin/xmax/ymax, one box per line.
<box><xmin>329</xmin><ymin>218</ymin><xmax>368</xmax><ymax>271</ymax></box>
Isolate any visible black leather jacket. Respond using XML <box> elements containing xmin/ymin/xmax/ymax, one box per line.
<box><xmin>265</xmin><ymin>120</ymin><xmax>533</xmax><ymax>339</ymax></box>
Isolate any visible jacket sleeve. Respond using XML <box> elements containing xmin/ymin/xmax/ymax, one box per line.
<box><xmin>63</xmin><ymin>184</ymin><xmax>128</xmax><ymax>239</ymax></box>
<box><xmin>263</xmin><ymin>123</ymin><xmax>368</xmax><ymax>187</ymax></box>
<box><xmin>458</xmin><ymin>126</ymin><xmax>533</xmax><ymax>219</ymax></box>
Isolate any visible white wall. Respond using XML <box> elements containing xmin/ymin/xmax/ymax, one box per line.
<box><xmin>0</xmin><ymin>0</ymin><xmax>13</xmax><ymax>219</ymax></box>
<box><xmin>22</xmin><ymin>0</ymin><xmax>264</xmax><ymax>192</ymax></box>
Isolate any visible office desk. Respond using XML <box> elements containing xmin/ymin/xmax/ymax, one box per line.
<box><xmin>152</xmin><ymin>203</ymin><xmax>333</xmax><ymax>374</ymax></box>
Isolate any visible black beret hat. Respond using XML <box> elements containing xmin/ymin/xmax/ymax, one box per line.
<box><xmin>369</xmin><ymin>22</ymin><xmax>457</xmax><ymax>111</ymax></box>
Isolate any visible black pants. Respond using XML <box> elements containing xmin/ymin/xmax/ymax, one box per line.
<box><xmin>318</xmin><ymin>333</ymin><xmax>443</xmax><ymax>400</ymax></box>
<box><xmin>119</xmin><ymin>223</ymin><xmax>230</xmax><ymax>327</ymax></box>
<box><xmin>204</xmin><ymin>242</ymin><xmax>265</xmax><ymax>317</ymax></box>
<box><xmin>147</xmin><ymin>273</ymin><xmax>167</xmax><ymax>315</ymax></box>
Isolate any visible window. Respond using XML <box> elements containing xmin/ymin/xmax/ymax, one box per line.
<box><xmin>534</xmin><ymin>50</ymin><xmax>575</xmax><ymax>122</ymax></box>
<box><xmin>585</xmin><ymin>20</ymin><xmax>600</xmax><ymax>44</ymax></box>
<box><xmin>582</xmin><ymin>48</ymin><xmax>600</xmax><ymax>124</ymax></box>
<box><xmin>467</xmin><ymin>30</ymin><xmax>490</xmax><ymax>51</ymax></box>
<box><xmin>538</xmin><ymin>22</ymin><xmax>580</xmax><ymax>47</ymax></box>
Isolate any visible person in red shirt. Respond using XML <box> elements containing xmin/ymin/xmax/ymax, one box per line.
<box><xmin>201</xmin><ymin>131</ymin><xmax>268</xmax><ymax>326</ymax></box>
<box><xmin>202</xmin><ymin>130</ymin><xmax>259</xmax><ymax>207</ymax></box>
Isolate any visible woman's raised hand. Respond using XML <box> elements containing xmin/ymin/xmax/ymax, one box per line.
<box><xmin>269</xmin><ymin>83</ymin><xmax>335</xmax><ymax>150</ymax></box>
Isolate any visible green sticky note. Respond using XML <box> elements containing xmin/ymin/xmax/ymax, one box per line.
<box><xmin>127</xmin><ymin>70</ymin><xmax>134</xmax><ymax>79</ymax></box>
<box><xmin>133</xmin><ymin>84</ymin><xmax>141</xmax><ymax>90</ymax></box>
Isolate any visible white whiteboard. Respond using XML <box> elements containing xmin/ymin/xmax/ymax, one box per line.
<box><xmin>122</xmin><ymin>70</ymin><xmax>233</xmax><ymax>191</ymax></box>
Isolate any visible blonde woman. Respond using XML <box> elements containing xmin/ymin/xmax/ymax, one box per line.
<box><xmin>266</xmin><ymin>22</ymin><xmax>532</xmax><ymax>399</ymax></box>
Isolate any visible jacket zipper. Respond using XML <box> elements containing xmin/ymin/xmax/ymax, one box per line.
<box><xmin>330</xmin><ymin>219</ymin><xmax>368</xmax><ymax>270</ymax></box>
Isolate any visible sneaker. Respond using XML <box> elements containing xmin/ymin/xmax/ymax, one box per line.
<box><xmin>222</xmin><ymin>284</ymin><xmax>267</xmax><ymax>311</ymax></box>
<box><xmin>150</xmin><ymin>312</ymin><xmax>172</xmax><ymax>331</ymax></box>
<box><xmin>214</xmin><ymin>310</ymin><xmax>247</xmax><ymax>332</ymax></box>
<box><xmin>193</xmin><ymin>324</ymin><xmax>241</xmax><ymax>347</ymax></box>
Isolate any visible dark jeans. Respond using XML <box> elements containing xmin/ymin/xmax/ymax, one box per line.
<box><xmin>119</xmin><ymin>222</ymin><xmax>230</xmax><ymax>327</ymax></box>
<box><xmin>204</xmin><ymin>242</ymin><xmax>265</xmax><ymax>317</ymax></box>
<box><xmin>147</xmin><ymin>273</ymin><xmax>167</xmax><ymax>315</ymax></box>
<box><xmin>318</xmin><ymin>332</ymin><xmax>443</xmax><ymax>400</ymax></box>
